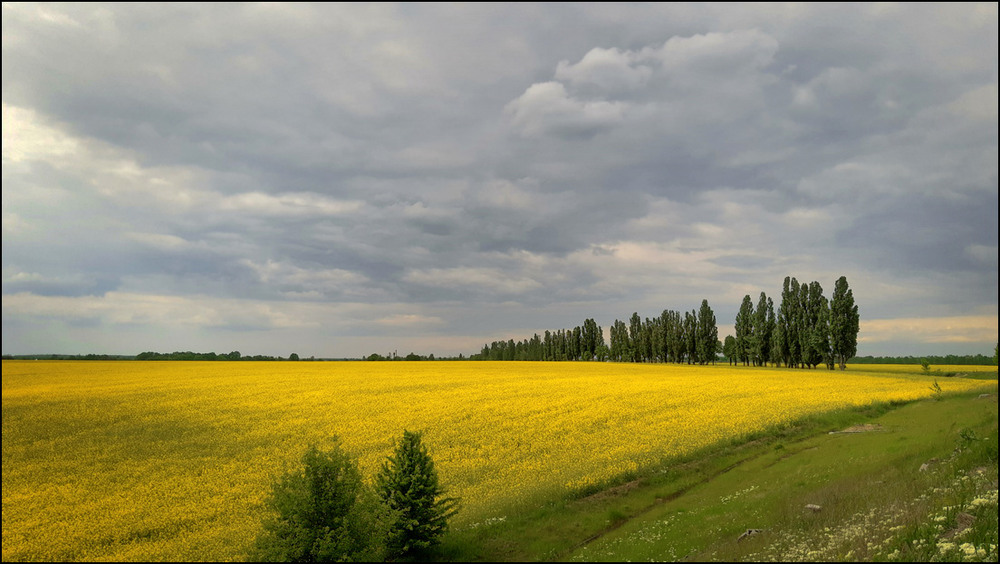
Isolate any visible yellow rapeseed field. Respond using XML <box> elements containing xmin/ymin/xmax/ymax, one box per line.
<box><xmin>2</xmin><ymin>360</ymin><xmax>994</xmax><ymax>561</ymax></box>
<box><xmin>835</xmin><ymin>363</ymin><xmax>999</xmax><ymax>375</ymax></box>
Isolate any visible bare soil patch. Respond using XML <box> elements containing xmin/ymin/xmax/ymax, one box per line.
<box><xmin>576</xmin><ymin>478</ymin><xmax>646</xmax><ymax>504</ymax></box>
<box><xmin>831</xmin><ymin>423</ymin><xmax>884</xmax><ymax>434</ymax></box>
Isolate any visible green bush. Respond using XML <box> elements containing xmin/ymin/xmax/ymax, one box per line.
<box><xmin>252</xmin><ymin>442</ymin><xmax>395</xmax><ymax>562</ymax></box>
<box><xmin>376</xmin><ymin>430</ymin><xmax>459</xmax><ymax>558</ymax></box>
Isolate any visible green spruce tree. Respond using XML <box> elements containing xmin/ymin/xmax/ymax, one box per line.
<box><xmin>376</xmin><ymin>431</ymin><xmax>458</xmax><ymax>558</ymax></box>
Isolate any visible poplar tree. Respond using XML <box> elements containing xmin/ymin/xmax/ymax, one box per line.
<box><xmin>798</xmin><ymin>281</ymin><xmax>827</xmax><ymax>369</ymax></box>
<box><xmin>830</xmin><ymin>276</ymin><xmax>860</xmax><ymax>370</ymax></box>
<box><xmin>696</xmin><ymin>299</ymin><xmax>718</xmax><ymax>364</ymax></box>
<box><xmin>628</xmin><ymin>312</ymin><xmax>643</xmax><ymax>363</ymax></box>
<box><xmin>752</xmin><ymin>292</ymin><xmax>773</xmax><ymax>367</ymax></box>
<box><xmin>581</xmin><ymin>318</ymin><xmax>602</xmax><ymax>361</ymax></box>
<box><xmin>780</xmin><ymin>277</ymin><xmax>802</xmax><ymax>367</ymax></box>
<box><xmin>667</xmin><ymin>310</ymin><xmax>684</xmax><ymax>363</ymax></box>
<box><xmin>723</xmin><ymin>335</ymin><xmax>738</xmax><ymax>365</ymax></box>
<box><xmin>610</xmin><ymin>320</ymin><xmax>628</xmax><ymax>362</ymax></box>
<box><xmin>735</xmin><ymin>295</ymin><xmax>754</xmax><ymax>366</ymax></box>
<box><xmin>683</xmin><ymin>310</ymin><xmax>697</xmax><ymax>364</ymax></box>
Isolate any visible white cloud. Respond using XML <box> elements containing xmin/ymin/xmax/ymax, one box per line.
<box><xmin>554</xmin><ymin>47</ymin><xmax>652</xmax><ymax>92</ymax></box>
<box><xmin>2</xmin><ymin>269</ymin><xmax>45</xmax><ymax>284</ymax></box>
<box><xmin>2</xmin><ymin>212</ymin><xmax>32</xmax><ymax>237</ymax></box>
<box><xmin>792</xmin><ymin>67</ymin><xmax>867</xmax><ymax>110</ymax></box>
<box><xmin>126</xmin><ymin>232</ymin><xmax>194</xmax><ymax>251</ymax></box>
<box><xmin>964</xmin><ymin>244</ymin><xmax>998</xmax><ymax>268</ymax></box>
<box><xmin>2</xmin><ymin>291</ymin><xmax>322</xmax><ymax>329</ymax></box>
<box><xmin>505</xmin><ymin>81</ymin><xmax>626</xmax><ymax>137</ymax></box>
<box><xmin>219</xmin><ymin>192</ymin><xmax>363</xmax><ymax>217</ymax></box>
<box><xmin>239</xmin><ymin>259</ymin><xmax>368</xmax><ymax>293</ymax></box>
<box><xmin>2</xmin><ymin>104</ymin><xmax>80</xmax><ymax>163</ymax></box>
<box><xmin>2</xmin><ymin>103</ymin><xmax>216</xmax><ymax>215</ymax></box>
<box><xmin>948</xmin><ymin>84</ymin><xmax>999</xmax><ymax>122</ymax></box>
<box><xmin>474</xmin><ymin>179</ymin><xmax>538</xmax><ymax>210</ymax></box>
<box><xmin>647</xmin><ymin>29</ymin><xmax>778</xmax><ymax>74</ymax></box>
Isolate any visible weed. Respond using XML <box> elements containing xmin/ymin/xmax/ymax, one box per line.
<box><xmin>606</xmin><ymin>509</ymin><xmax>627</xmax><ymax>526</ymax></box>
<box><xmin>930</xmin><ymin>379</ymin><xmax>944</xmax><ymax>401</ymax></box>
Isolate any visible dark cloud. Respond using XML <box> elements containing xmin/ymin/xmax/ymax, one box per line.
<box><xmin>3</xmin><ymin>4</ymin><xmax>996</xmax><ymax>356</ymax></box>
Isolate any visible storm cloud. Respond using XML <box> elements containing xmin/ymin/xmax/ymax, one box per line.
<box><xmin>3</xmin><ymin>4</ymin><xmax>996</xmax><ymax>357</ymax></box>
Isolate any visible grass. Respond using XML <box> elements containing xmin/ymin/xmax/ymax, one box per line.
<box><xmin>432</xmin><ymin>390</ymin><xmax>998</xmax><ymax>562</ymax></box>
<box><xmin>554</xmin><ymin>390</ymin><xmax>998</xmax><ymax>562</ymax></box>
<box><xmin>437</xmin><ymin>399</ymin><xmax>914</xmax><ymax>561</ymax></box>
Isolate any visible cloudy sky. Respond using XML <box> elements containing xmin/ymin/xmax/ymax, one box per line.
<box><xmin>3</xmin><ymin>3</ymin><xmax>997</xmax><ymax>358</ymax></box>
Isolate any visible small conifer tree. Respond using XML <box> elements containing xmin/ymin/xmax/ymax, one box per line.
<box><xmin>376</xmin><ymin>430</ymin><xmax>459</xmax><ymax>558</ymax></box>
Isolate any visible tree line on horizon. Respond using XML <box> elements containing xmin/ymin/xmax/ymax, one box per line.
<box><xmin>471</xmin><ymin>276</ymin><xmax>861</xmax><ymax>370</ymax></box>
<box><xmin>850</xmin><ymin>354</ymin><xmax>997</xmax><ymax>366</ymax></box>
<box><xmin>135</xmin><ymin>350</ymin><xmax>295</xmax><ymax>361</ymax></box>
<box><xmin>471</xmin><ymin>299</ymin><xmax>721</xmax><ymax>365</ymax></box>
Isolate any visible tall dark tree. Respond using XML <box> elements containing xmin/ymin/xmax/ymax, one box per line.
<box><xmin>752</xmin><ymin>292</ymin><xmax>773</xmax><ymax>367</ymax></box>
<box><xmin>650</xmin><ymin>316</ymin><xmax>666</xmax><ymax>363</ymax></box>
<box><xmin>771</xmin><ymin>321</ymin><xmax>787</xmax><ymax>367</ymax></box>
<box><xmin>581</xmin><ymin>318</ymin><xmax>601</xmax><ymax>361</ymax></box>
<box><xmin>723</xmin><ymin>335</ymin><xmax>738</xmax><ymax>365</ymax></box>
<box><xmin>778</xmin><ymin>277</ymin><xmax>802</xmax><ymax>367</ymax></box>
<box><xmin>376</xmin><ymin>431</ymin><xmax>458</xmax><ymax>558</ymax></box>
<box><xmin>798</xmin><ymin>281</ymin><xmax>828</xmax><ymax>369</ymax></box>
<box><xmin>816</xmin><ymin>300</ymin><xmax>834</xmax><ymax>370</ymax></box>
<box><xmin>610</xmin><ymin>320</ymin><xmax>628</xmax><ymax>362</ymax></box>
<box><xmin>628</xmin><ymin>312</ymin><xmax>643</xmax><ymax>363</ymax></box>
<box><xmin>683</xmin><ymin>310</ymin><xmax>697</xmax><ymax>364</ymax></box>
<box><xmin>666</xmin><ymin>310</ymin><xmax>684</xmax><ymax>363</ymax></box>
<box><xmin>735</xmin><ymin>295</ymin><xmax>755</xmax><ymax>366</ymax></box>
<box><xmin>696</xmin><ymin>299</ymin><xmax>718</xmax><ymax>365</ymax></box>
<box><xmin>639</xmin><ymin>317</ymin><xmax>653</xmax><ymax>362</ymax></box>
<box><xmin>830</xmin><ymin>276</ymin><xmax>860</xmax><ymax>370</ymax></box>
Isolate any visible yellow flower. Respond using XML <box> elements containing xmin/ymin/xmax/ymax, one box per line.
<box><xmin>2</xmin><ymin>360</ymin><xmax>993</xmax><ymax>561</ymax></box>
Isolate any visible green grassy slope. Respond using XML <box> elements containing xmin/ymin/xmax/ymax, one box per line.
<box><xmin>441</xmin><ymin>386</ymin><xmax>998</xmax><ymax>562</ymax></box>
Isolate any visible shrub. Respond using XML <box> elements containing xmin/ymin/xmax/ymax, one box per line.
<box><xmin>252</xmin><ymin>442</ymin><xmax>394</xmax><ymax>562</ymax></box>
<box><xmin>376</xmin><ymin>430</ymin><xmax>459</xmax><ymax>558</ymax></box>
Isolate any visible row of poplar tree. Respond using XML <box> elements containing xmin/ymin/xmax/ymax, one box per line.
<box><xmin>472</xmin><ymin>299</ymin><xmax>720</xmax><ymax>365</ymax></box>
<box><xmin>727</xmin><ymin>276</ymin><xmax>859</xmax><ymax>370</ymax></box>
<box><xmin>472</xmin><ymin>276</ymin><xmax>859</xmax><ymax>369</ymax></box>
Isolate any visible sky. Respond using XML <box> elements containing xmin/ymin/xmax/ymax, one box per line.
<box><xmin>2</xmin><ymin>3</ymin><xmax>997</xmax><ymax>358</ymax></box>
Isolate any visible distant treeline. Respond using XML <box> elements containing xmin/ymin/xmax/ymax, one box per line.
<box><xmin>1</xmin><ymin>352</ymin><xmax>309</xmax><ymax>361</ymax></box>
<box><xmin>849</xmin><ymin>354</ymin><xmax>997</xmax><ymax>366</ymax></box>
<box><xmin>365</xmin><ymin>352</ymin><xmax>467</xmax><ymax>361</ymax></box>
<box><xmin>469</xmin><ymin>276</ymin><xmax>862</xmax><ymax>370</ymax></box>
<box><xmin>135</xmin><ymin>351</ymin><xmax>302</xmax><ymax>361</ymax></box>
<box><xmin>1</xmin><ymin>354</ymin><xmax>136</xmax><ymax>360</ymax></box>
<box><xmin>471</xmin><ymin>300</ymin><xmax>721</xmax><ymax>365</ymax></box>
